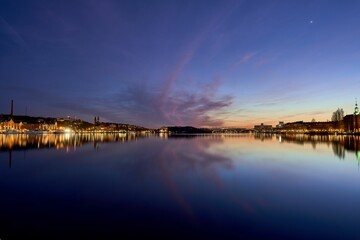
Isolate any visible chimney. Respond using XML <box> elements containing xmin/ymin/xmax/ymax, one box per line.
<box><xmin>10</xmin><ymin>99</ymin><xmax>14</xmax><ymax>119</ymax></box>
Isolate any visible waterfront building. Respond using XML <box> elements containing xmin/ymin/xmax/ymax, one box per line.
<box><xmin>0</xmin><ymin>100</ymin><xmax>23</xmax><ymax>132</ymax></box>
<box><xmin>278</xmin><ymin>100</ymin><xmax>359</xmax><ymax>134</ymax></box>
<box><xmin>343</xmin><ymin>100</ymin><xmax>360</xmax><ymax>133</ymax></box>
<box><xmin>276</xmin><ymin>121</ymin><xmax>284</xmax><ymax>128</ymax></box>
<box><xmin>279</xmin><ymin>121</ymin><xmax>343</xmax><ymax>133</ymax></box>
<box><xmin>159</xmin><ymin>127</ymin><xmax>169</xmax><ymax>133</ymax></box>
<box><xmin>0</xmin><ymin>100</ymin><xmax>61</xmax><ymax>133</ymax></box>
<box><xmin>254</xmin><ymin>123</ymin><xmax>273</xmax><ymax>132</ymax></box>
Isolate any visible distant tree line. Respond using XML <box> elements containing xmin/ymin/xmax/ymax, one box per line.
<box><xmin>331</xmin><ymin>108</ymin><xmax>344</xmax><ymax>121</ymax></box>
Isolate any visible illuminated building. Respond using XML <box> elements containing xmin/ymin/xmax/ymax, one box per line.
<box><xmin>0</xmin><ymin>100</ymin><xmax>22</xmax><ymax>132</ymax></box>
<box><xmin>343</xmin><ymin>100</ymin><xmax>360</xmax><ymax>133</ymax></box>
<box><xmin>276</xmin><ymin>121</ymin><xmax>284</xmax><ymax>128</ymax></box>
<box><xmin>254</xmin><ymin>123</ymin><xmax>273</xmax><ymax>132</ymax></box>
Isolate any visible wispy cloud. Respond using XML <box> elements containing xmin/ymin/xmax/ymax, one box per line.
<box><xmin>237</xmin><ymin>51</ymin><xmax>259</xmax><ymax>64</ymax></box>
<box><xmin>229</xmin><ymin>51</ymin><xmax>260</xmax><ymax>70</ymax></box>
<box><xmin>158</xmin><ymin>2</ymin><xmax>239</xmax><ymax>106</ymax></box>
<box><xmin>37</xmin><ymin>78</ymin><xmax>233</xmax><ymax>128</ymax></box>
<box><xmin>0</xmin><ymin>17</ymin><xmax>27</xmax><ymax>48</ymax></box>
<box><xmin>112</xmin><ymin>80</ymin><xmax>233</xmax><ymax>127</ymax></box>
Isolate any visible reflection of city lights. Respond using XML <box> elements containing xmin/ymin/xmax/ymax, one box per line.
<box><xmin>159</xmin><ymin>133</ymin><xmax>168</xmax><ymax>139</ymax></box>
<box><xmin>279</xmin><ymin>136</ymin><xmax>282</xmax><ymax>143</ymax></box>
<box><xmin>64</xmin><ymin>133</ymin><xmax>71</xmax><ymax>140</ymax></box>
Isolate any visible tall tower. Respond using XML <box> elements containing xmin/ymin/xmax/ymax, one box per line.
<box><xmin>355</xmin><ymin>98</ymin><xmax>359</xmax><ymax>115</ymax></box>
<box><xmin>354</xmin><ymin>98</ymin><xmax>359</xmax><ymax>133</ymax></box>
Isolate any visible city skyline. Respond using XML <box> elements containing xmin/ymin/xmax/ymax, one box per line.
<box><xmin>1</xmin><ymin>98</ymin><xmax>358</xmax><ymax>130</ymax></box>
<box><xmin>1</xmin><ymin>1</ymin><xmax>360</xmax><ymax>128</ymax></box>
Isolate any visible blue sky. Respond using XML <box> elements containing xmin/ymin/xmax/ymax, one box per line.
<box><xmin>1</xmin><ymin>0</ymin><xmax>360</xmax><ymax>128</ymax></box>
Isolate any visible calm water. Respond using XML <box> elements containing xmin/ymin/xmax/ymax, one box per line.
<box><xmin>0</xmin><ymin>133</ymin><xmax>359</xmax><ymax>239</ymax></box>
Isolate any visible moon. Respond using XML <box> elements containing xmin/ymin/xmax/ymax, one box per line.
<box><xmin>310</xmin><ymin>20</ymin><xmax>313</xmax><ymax>24</ymax></box>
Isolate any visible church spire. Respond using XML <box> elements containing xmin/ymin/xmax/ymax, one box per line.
<box><xmin>354</xmin><ymin>98</ymin><xmax>359</xmax><ymax>115</ymax></box>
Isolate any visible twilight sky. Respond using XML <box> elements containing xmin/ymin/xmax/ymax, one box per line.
<box><xmin>1</xmin><ymin>0</ymin><xmax>360</xmax><ymax>128</ymax></box>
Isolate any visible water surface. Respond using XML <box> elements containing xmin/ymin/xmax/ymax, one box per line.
<box><xmin>0</xmin><ymin>133</ymin><xmax>359</xmax><ymax>239</ymax></box>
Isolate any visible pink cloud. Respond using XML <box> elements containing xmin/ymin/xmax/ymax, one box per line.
<box><xmin>238</xmin><ymin>51</ymin><xmax>259</xmax><ymax>64</ymax></box>
<box><xmin>158</xmin><ymin>2</ymin><xmax>241</xmax><ymax>121</ymax></box>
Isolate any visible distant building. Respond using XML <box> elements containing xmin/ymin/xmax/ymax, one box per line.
<box><xmin>276</xmin><ymin>121</ymin><xmax>284</xmax><ymax>128</ymax></box>
<box><xmin>343</xmin><ymin>100</ymin><xmax>360</xmax><ymax>133</ymax></box>
<box><xmin>159</xmin><ymin>127</ymin><xmax>168</xmax><ymax>133</ymax></box>
<box><xmin>0</xmin><ymin>118</ymin><xmax>22</xmax><ymax>131</ymax></box>
<box><xmin>278</xmin><ymin>100</ymin><xmax>359</xmax><ymax>134</ymax></box>
<box><xmin>254</xmin><ymin>123</ymin><xmax>273</xmax><ymax>132</ymax></box>
<box><xmin>280</xmin><ymin>121</ymin><xmax>343</xmax><ymax>133</ymax></box>
<box><xmin>94</xmin><ymin>116</ymin><xmax>100</xmax><ymax>125</ymax></box>
<box><xmin>0</xmin><ymin>100</ymin><xmax>22</xmax><ymax>132</ymax></box>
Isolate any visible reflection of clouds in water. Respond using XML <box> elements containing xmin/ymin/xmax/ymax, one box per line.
<box><xmin>153</xmin><ymin>137</ymin><xmax>234</xmax><ymax>218</ymax></box>
<box><xmin>163</xmin><ymin>138</ymin><xmax>233</xmax><ymax>170</ymax></box>
<box><xmin>0</xmin><ymin>134</ymin><xmax>235</xmax><ymax>219</ymax></box>
<box><xmin>117</xmin><ymin>136</ymin><xmax>233</xmax><ymax>218</ymax></box>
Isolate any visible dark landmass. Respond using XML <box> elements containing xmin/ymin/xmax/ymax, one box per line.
<box><xmin>166</xmin><ymin>126</ymin><xmax>212</xmax><ymax>134</ymax></box>
<box><xmin>0</xmin><ymin>114</ymin><xmax>57</xmax><ymax>124</ymax></box>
